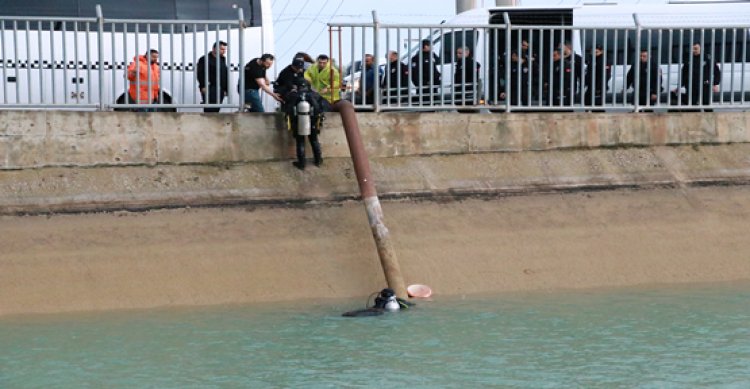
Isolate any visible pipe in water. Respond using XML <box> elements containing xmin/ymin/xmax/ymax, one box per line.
<box><xmin>332</xmin><ymin>100</ymin><xmax>408</xmax><ymax>299</ymax></box>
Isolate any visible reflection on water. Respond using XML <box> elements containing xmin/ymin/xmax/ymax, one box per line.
<box><xmin>1</xmin><ymin>282</ymin><xmax>750</xmax><ymax>388</ymax></box>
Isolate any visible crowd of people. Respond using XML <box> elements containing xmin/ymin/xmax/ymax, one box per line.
<box><xmin>121</xmin><ymin>40</ymin><xmax>725</xmax><ymax>172</ymax></box>
<box><xmin>362</xmin><ymin>39</ymin><xmax>723</xmax><ymax>110</ymax></box>
<box><xmin>124</xmin><ymin>39</ymin><xmax>723</xmax><ymax>114</ymax></box>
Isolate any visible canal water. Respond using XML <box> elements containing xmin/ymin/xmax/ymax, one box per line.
<box><xmin>1</xmin><ymin>282</ymin><xmax>749</xmax><ymax>388</ymax></box>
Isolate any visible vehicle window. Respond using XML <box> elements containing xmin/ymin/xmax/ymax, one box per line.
<box><xmin>0</xmin><ymin>0</ymin><xmax>77</xmax><ymax>17</ymax></box>
<box><xmin>441</xmin><ymin>30</ymin><xmax>477</xmax><ymax>63</ymax></box>
<box><xmin>0</xmin><ymin>0</ymin><xmax>259</xmax><ymax>24</ymax></box>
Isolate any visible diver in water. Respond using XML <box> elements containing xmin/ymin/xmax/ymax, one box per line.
<box><xmin>372</xmin><ymin>288</ymin><xmax>413</xmax><ymax>312</ymax></box>
<box><xmin>343</xmin><ymin>288</ymin><xmax>414</xmax><ymax>317</ymax></box>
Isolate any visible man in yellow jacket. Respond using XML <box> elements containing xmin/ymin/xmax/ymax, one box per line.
<box><xmin>304</xmin><ymin>54</ymin><xmax>340</xmax><ymax>104</ymax></box>
<box><xmin>127</xmin><ymin>49</ymin><xmax>160</xmax><ymax>110</ymax></box>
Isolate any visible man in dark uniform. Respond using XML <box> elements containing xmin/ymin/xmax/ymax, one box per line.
<box><xmin>382</xmin><ymin>50</ymin><xmax>409</xmax><ymax>103</ymax></box>
<box><xmin>627</xmin><ymin>49</ymin><xmax>662</xmax><ymax>108</ymax></box>
<box><xmin>275</xmin><ymin>57</ymin><xmax>326</xmax><ymax>170</ymax></box>
<box><xmin>410</xmin><ymin>39</ymin><xmax>441</xmax><ymax>93</ymax></box>
<box><xmin>545</xmin><ymin>49</ymin><xmax>576</xmax><ymax>107</ymax></box>
<box><xmin>196</xmin><ymin>41</ymin><xmax>228</xmax><ymax>113</ymax></box>
<box><xmin>584</xmin><ymin>44</ymin><xmax>611</xmax><ymax>107</ymax></box>
<box><xmin>679</xmin><ymin>41</ymin><xmax>722</xmax><ymax>109</ymax></box>
<box><xmin>499</xmin><ymin>51</ymin><xmax>530</xmax><ymax>106</ymax></box>
<box><xmin>560</xmin><ymin>41</ymin><xmax>584</xmax><ymax>105</ymax></box>
<box><xmin>454</xmin><ymin>46</ymin><xmax>481</xmax><ymax>105</ymax></box>
<box><xmin>520</xmin><ymin>39</ymin><xmax>540</xmax><ymax>104</ymax></box>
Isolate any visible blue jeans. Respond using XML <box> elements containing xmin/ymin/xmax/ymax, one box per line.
<box><xmin>244</xmin><ymin>89</ymin><xmax>264</xmax><ymax>112</ymax></box>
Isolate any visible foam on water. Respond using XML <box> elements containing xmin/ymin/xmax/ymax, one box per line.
<box><xmin>1</xmin><ymin>282</ymin><xmax>749</xmax><ymax>388</ymax></box>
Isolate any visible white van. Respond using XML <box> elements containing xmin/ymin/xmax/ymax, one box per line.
<box><xmin>448</xmin><ymin>1</ymin><xmax>750</xmax><ymax>104</ymax></box>
<box><xmin>343</xmin><ymin>0</ymin><xmax>750</xmax><ymax>109</ymax></box>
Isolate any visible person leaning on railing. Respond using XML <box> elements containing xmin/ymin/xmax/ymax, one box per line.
<box><xmin>127</xmin><ymin>49</ymin><xmax>160</xmax><ymax>111</ymax></box>
<box><xmin>304</xmin><ymin>54</ymin><xmax>340</xmax><ymax>104</ymax></box>
<box><xmin>240</xmin><ymin>53</ymin><xmax>283</xmax><ymax>112</ymax></box>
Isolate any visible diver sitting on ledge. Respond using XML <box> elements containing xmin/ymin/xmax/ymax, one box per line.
<box><xmin>342</xmin><ymin>288</ymin><xmax>414</xmax><ymax>317</ymax></box>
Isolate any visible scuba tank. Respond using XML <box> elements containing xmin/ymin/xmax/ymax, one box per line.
<box><xmin>296</xmin><ymin>93</ymin><xmax>311</xmax><ymax>136</ymax></box>
<box><xmin>384</xmin><ymin>296</ymin><xmax>400</xmax><ymax>312</ymax></box>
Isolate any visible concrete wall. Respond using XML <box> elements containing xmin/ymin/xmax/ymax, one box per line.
<box><xmin>2</xmin><ymin>110</ymin><xmax>750</xmax><ymax>169</ymax></box>
<box><xmin>2</xmin><ymin>110</ymin><xmax>750</xmax><ymax>315</ymax></box>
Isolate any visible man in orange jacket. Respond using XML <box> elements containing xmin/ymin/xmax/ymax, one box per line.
<box><xmin>127</xmin><ymin>49</ymin><xmax>160</xmax><ymax>110</ymax></box>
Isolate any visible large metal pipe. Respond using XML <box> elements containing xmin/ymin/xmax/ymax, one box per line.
<box><xmin>456</xmin><ymin>0</ymin><xmax>477</xmax><ymax>14</ymax></box>
<box><xmin>332</xmin><ymin>100</ymin><xmax>408</xmax><ymax>299</ymax></box>
<box><xmin>496</xmin><ymin>0</ymin><xmax>518</xmax><ymax>5</ymax></box>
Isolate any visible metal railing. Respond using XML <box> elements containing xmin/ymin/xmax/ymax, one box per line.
<box><xmin>0</xmin><ymin>6</ymin><xmax>248</xmax><ymax>111</ymax></box>
<box><xmin>329</xmin><ymin>12</ymin><xmax>750</xmax><ymax>112</ymax></box>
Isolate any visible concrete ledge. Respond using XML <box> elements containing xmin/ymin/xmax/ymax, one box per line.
<box><xmin>2</xmin><ymin>144</ymin><xmax>750</xmax><ymax>215</ymax></box>
<box><xmin>2</xmin><ymin>110</ymin><xmax>750</xmax><ymax>169</ymax></box>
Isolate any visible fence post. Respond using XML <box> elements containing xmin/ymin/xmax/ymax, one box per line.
<box><xmin>503</xmin><ymin>12</ymin><xmax>511</xmax><ymax>113</ymax></box>
<box><xmin>238</xmin><ymin>8</ymin><xmax>245</xmax><ymax>111</ymax></box>
<box><xmin>372</xmin><ymin>10</ymin><xmax>381</xmax><ymax>113</ymax></box>
<box><xmin>633</xmin><ymin>13</ymin><xmax>641</xmax><ymax>113</ymax></box>
<box><xmin>96</xmin><ymin>5</ymin><xmax>105</xmax><ymax>111</ymax></box>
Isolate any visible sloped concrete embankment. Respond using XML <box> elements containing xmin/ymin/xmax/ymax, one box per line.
<box><xmin>1</xmin><ymin>110</ymin><xmax>750</xmax><ymax>316</ymax></box>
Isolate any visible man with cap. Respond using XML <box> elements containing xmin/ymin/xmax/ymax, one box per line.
<box><xmin>275</xmin><ymin>57</ymin><xmax>325</xmax><ymax>170</ymax></box>
<box><xmin>411</xmin><ymin>39</ymin><xmax>442</xmax><ymax>94</ymax></box>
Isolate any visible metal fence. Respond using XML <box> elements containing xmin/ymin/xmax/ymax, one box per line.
<box><xmin>0</xmin><ymin>5</ymin><xmax>249</xmax><ymax>111</ymax></box>
<box><xmin>330</xmin><ymin>13</ymin><xmax>750</xmax><ymax>112</ymax></box>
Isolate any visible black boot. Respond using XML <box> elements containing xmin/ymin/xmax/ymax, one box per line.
<box><xmin>294</xmin><ymin>135</ymin><xmax>306</xmax><ymax>171</ymax></box>
<box><xmin>310</xmin><ymin>133</ymin><xmax>323</xmax><ymax>167</ymax></box>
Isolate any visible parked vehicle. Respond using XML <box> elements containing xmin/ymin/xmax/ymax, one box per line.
<box><xmin>0</xmin><ymin>0</ymin><xmax>274</xmax><ymax>111</ymax></box>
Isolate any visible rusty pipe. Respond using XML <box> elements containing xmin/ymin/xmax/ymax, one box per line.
<box><xmin>332</xmin><ymin>100</ymin><xmax>408</xmax><ymax>299</ymax></box>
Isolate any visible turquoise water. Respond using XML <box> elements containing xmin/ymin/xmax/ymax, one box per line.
<box><xmin>1</xmin><ymin>282</ymin><xmax>749</xmax><ymax>388</ymax></box>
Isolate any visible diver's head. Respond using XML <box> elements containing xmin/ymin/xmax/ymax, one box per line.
<box><xmin>380</xmin><ymin>288</ymin><xmax>395</xmax><ymax>298</ymax></box>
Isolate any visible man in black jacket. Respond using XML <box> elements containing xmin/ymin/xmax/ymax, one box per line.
<box><xmin>196</xmin><ymin>41</ymin><xmax>228</xmax><ymax>113</ymax></box>
<box><xmin>410</xmin><ymin>39</ymin><xmax>441</xmax><ymax>93</ymax></box>
<box><xmin>454</xmin><ymin>46</ymin><xmax>481</xmax><ymax>105</ymax></box>
<box><xmin>679</xmin><ymin>42</ymin><xmax>722</xmax><ymax>109</ymax></box>
<box><xmin>382</xmin><ymin>50</ymin><xmax>409</xmax><ymax>102</ymax></box>
<box><xmin>499</xmin><ymin>51</ymin><xmax>530</xmax><ymax>106</ymax></box>
<box><xmin>627</xmin><ymin>49</ymin><xmax>661</xmax><ymax>108</ymax></box>
<box><xmin>584</xmin><ymin>44</ymin><xmax>611</xmax><ymax>107</ymax></box>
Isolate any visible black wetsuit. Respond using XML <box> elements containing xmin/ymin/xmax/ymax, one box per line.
<box><xmin>275</xmin><ymin>65</ymin><xmax>328</xmax><ymax>169</ymax></box>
